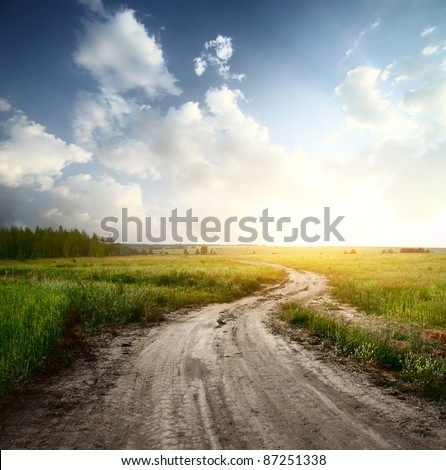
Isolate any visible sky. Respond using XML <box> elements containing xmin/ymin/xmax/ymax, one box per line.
<box><xmin>0</xmin><ymin>0</ymin><xmax>445</xmax><ymax>246</ymax></box>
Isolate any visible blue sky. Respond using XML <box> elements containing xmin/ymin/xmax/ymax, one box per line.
<box><xmin>0</xmin><ymin>0</ymin><xmax>445</xmax><ymax>245</ymax></box>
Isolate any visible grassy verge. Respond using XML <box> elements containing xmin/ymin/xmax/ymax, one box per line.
<box><xmin>0</xmin><ymin>256</ymin><xmax>284</xmax><ymax>399</ymax></box>
<box><xmin>280</xmin><ymin>302</ymin><xmax>446</xmax><ymax>400</ymax></box>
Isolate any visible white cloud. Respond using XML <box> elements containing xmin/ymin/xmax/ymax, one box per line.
<box><xmin>6</xmin><ymin>7</ymin><xmax>446</xmax><ymax>245</ymax></box>
<box><xmin>380</xmin><ymin>63</ymin><xmax>394</xmax><ymax>81</ymax></box>
<box><xmin>98</xmin><ymin>139</ymin><xmax>162</xmax><ymax>181</ymax></box>
<box><xmin>206</xmin><ymin>35</ymin><xmax>233</xmax><ymax>62</ymax></box>
<box><xmin>44</xmin><ymin>173</ymin><xmax>145</xmax><ymax>235</ymax></box>
<box><xmin>402</xmin><ymin>73</ymin><xmax>446</xmax><ymax>141</ymax></box>
<box><xmin>422</xmin><ymin>45</ymin><xmax>439</xmax><ymax>56</ymax></box>
<box><xmin>421</xmin><ymin>26</ymin><xmax>437</xmax><ymax>38</ymax></box>
<box><xmin>335</xmin><ymin>66</ymin><xmax>400</xmax><ymax>130</ymax></box>
<box><xmin>0</xmin><ymin>110</ymin><xmax>91</xmax><ymax>190</ymax></box>
<box><xmin>74</xmin><ymin>9</ymin><xmax>180</xmax><ymax>97</ymax></box>
<box><xmin>0</xmin><ymin>98</ymin><xmax>12</xmax><ymax>112</ymax></box>
<box><xmin>73</xmin><ymin>85</ymin><xmax>267</xmax><ymax>182</ymax></box>
<box><xmin>194</xmin><ymin>56</ymin><xmax>207</xmax><ymax>76</ymax></box>
<box><xmin>330</xmin><ymin>47</ymin><xmax>446</xmax><ymax>240</ymax></box>
<box><xmin>335</xmin><ymin>51</ymin><xmax>446</xmax><ymax>141</ymax></box>
<box><xmin>72</xmin><ymin>75</ymin><xmax>443</xmax><ymax>239</ymax></box>
<box><xmin>77</xmin><ymin>0</ymin><xmax>106</xmax><ymax>17</ymax></box>
<box><xmin>73</xmin><ymin>89</ymin><xmax>131</xmax><ymax>148</ymax></box>
<box><xmin>370</xmin><ymin>19</ymin><xmax>381</xmax><ymax>30</ymax></box>
<box><xmin>377</xmin><ymin>51</ymin><xmax>446</xmax><ymax>143</ymax></box>
<box><xmin>194</xmin><ymin>35</ymin><xmax>245</xmax><ymax>81</ymax></box>
<box><xmin>0</xmin><ymin>105</ymin><xmax>145</xmax><ymax>237</ymax></box>
<box><xmin>392</xmin><ymin>75</ymin><xmax>408</xmax><ymax>85</ymax></box>
<box><xmin>71</xmin><ymin>82</ymin><xmax>325</xmax><ymax>217</ymax></box>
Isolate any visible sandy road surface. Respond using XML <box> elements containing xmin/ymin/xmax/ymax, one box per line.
<box><xmin>1</xmin><ymin>264</ymin><xmax>446</xmax><ymax>449</ymax></box>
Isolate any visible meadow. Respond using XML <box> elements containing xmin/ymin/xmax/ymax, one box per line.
<box><xmin>0</xmin><ymin>255</ymin><xmax>284</xmax><ymax>399</ymax></box>
<box><xmin>220</xmin><ymin>246</ymin><xmax>446</xmax><ymax>328</ymax></box>
<box><xmin>219</xmin><ymin>246</ymin><xmax>446</xmax><ymax>398</ymax></box>
<box><xmin>1</xmin><ymin>246</ymin><xmax>445</xmax><ymax>400</ymax></box>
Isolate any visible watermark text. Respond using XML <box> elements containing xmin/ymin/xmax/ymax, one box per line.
<box><xmin>100</xmin><ymin>208</ymin><xmax>345</xmax><ymax>244</ymax></box>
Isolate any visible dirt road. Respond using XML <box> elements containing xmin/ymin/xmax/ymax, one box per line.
<box><xmin>1</xmin><ymin>264</ymin><xmax>446</xmax><ymax>449</ymax></box>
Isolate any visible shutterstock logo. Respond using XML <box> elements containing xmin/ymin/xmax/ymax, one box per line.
<box><xmin>100</xmin><ymin>207</ymin><xmax>346</xmax><ymax>244</ymax></box>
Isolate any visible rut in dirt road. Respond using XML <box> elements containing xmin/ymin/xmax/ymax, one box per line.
<box><xmin>1</xmin><ymin>264</ymin><xmax>446</xmax><ymax>449</ymax></box>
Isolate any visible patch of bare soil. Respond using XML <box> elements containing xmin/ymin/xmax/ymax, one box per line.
<box><xmin>1</xmin><ymin>264</ymin><xmax>445</xmax><ymax>449</ymax></box>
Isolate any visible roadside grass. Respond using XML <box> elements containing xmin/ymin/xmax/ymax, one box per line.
<box><xmin>280</xmin><ymin>302</ymin><xmax>446</xmax><ymax>400</ymax></box>
<box><xmin>0</xmin><ymin>256</ymin><xmax>284</xmax><ymax>399</ymax></box>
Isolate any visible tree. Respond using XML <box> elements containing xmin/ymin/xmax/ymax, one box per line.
<box><xmin>0</xmin><ymin>225</ymin><xmax>139</xmax><ymax>259</ymax></box>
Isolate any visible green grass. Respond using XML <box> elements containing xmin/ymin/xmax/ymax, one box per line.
<box><xmin>281</xmin><ymin>302</ymin><xmax>446</xmax><ymax>399</ymax></box>
<box><xmin>0</xmin><ymin>256</ymin><xmax>284</xmax><ymax>399</ymax></box>
<box><xmin>1</xmin><ymin>247</ymin><xmax>446</xmax><ymax>401</ymax></box>
<box><xmin>0</xmin><ymin>283</ymin><xmax>71</xmax><ymax>396</ymax></box>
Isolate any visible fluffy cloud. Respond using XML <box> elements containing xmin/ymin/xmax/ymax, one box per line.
<box><xmin>43</xmin><ymin>173</ymin><xmax>145</xmax><ymax>234</ymax></box>
<box><xmin>73</xmin><ymin>89</ymin><xmax>131</xmax><ymax>148</ymax></box>
<box><xmin>403</xmin><ymin>76</ymin><xmax>446</xmax><ymax>115</ymax></box>
<box><xmin>422</xmin><ymin>45</ymin><xmax>439</xmax><ymax>56</ymax></box>
<box><xmin>74</xmin><ymin>85</ymin><xmax>265</xmax><ymax>181</ymax></box>
<box><xmin>0</xmin><ymin>110</ymin><xmax>91</xmax><ymax>190</ymax></box>
<box><xmin>377</xmin><ymin>49</ymin><xmax>446</xmax><ymax>142</ymax></box>
<box><xmin>72</xmin><ymin>81</ymin><xmax>325</xmax><ymax>219</ymax></box>
<box><xmin>72</xmin><ymin>67</ymin><xmax>445</xmax><ymax>235</ymax></box>
<box><xmin>194</xmin><ymin>35</ymin><xmax>245</xmax><ymax>81</ymax></box>
<box><xmin>193</xmin><ymin>57</ymin><xmax>207</xmax><ymax>77</ymax></box>
<box><xmin>74</xmin><ymin>9</ymin><xmax>180</xmax><ymax>97</ymax></box>
<box><xmin>0</xmin><ymin>102</ymin><xmax>145</xmax><ymax>236</ymax></box>
<box><xmin>335</xmin><ymin>66</ymin><xmax>400</xmax><ymax>130</ymax></box>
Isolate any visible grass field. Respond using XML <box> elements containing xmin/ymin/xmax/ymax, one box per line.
<box><xmin>218</xmin><ymin>246</ymin><xmax>446</xmax><ymax>329</ymax></box>
<box><xmin>0</xmin><ymin>255</ymin><xmax>284</xmax><ymax>399</ymax></box>
<box><xmin>1</xmin><ymin>246</ymin><xmax>445</xmax><ymax>400</ymax></box>
<box><xmin>217</xmin><ymin>246</ymin><xmax>446</xmax><ymax>398</ymax></box>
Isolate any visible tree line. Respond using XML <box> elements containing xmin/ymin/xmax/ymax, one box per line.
<box><xmin>0</xmin><ymin>226</ymin><xmax>137</xmax><ymax>260</ymax></box>
<box><xmin>382</xmin><ymin>248</ymin><xmax>433</xmax><ymax>254</ymax></box>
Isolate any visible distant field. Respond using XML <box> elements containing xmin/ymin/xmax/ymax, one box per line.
<box><xmin>218</xmin><ymin>246</ymin><xmax>446</xmax><ymax>329</ymax></box>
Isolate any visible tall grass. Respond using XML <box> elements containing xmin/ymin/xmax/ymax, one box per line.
<box><xmin>0</xmin><ymin>283</ymin><xmax>71</xmax><ymax>396</ymax></box>
<box><xmin>0</xmin><ymin>257</ymin><xmax>284</xmax><ymax>399</ymax></box>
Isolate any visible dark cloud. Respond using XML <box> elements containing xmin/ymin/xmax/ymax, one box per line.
<box><xmin>0</xmin><ymin>185</ymin><xmax>19</xmax><ymax>226</ymax></box>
